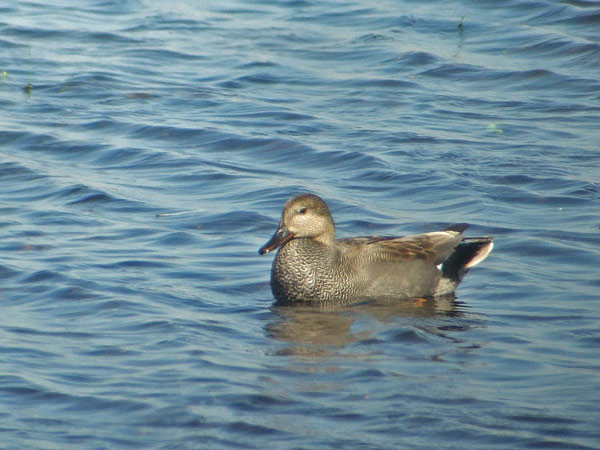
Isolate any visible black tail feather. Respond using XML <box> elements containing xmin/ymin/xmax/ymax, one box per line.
<box><xmin>442</xmin><ymin>238</ymin><xmax>494</xmax><ymax>283</ymax></box>
<box><xmin>444</xmin><ymin>223</ymin><xmax>469</xmax><ymax>233</ymax></box>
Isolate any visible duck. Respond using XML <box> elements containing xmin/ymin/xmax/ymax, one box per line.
<box><xmin>259</xmin><ymin>194</ymin><xmax>493</xmax><ymax>304</ymax></box>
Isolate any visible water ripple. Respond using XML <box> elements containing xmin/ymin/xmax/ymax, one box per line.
<box><xmin>1</xmin><ymin>0</ymin><xmax>599</xmax><ymax>449</ymax></box>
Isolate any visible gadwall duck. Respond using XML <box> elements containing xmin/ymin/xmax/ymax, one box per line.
<box><xmin>259</xmin><ymin>194</ymin><xmax>493</xmax><ymax>303</ymax></box>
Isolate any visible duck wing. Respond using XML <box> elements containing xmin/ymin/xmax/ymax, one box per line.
<box><xmin>342</xmin><ymin>224</ymin><xmax>468</xmax><ymax>265</ymax></box>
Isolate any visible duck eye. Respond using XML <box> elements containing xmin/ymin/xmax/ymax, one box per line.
<box><xmin>298</xmin><ymin>207</ymin><xmax>308</xmax><ymax>214</ymax></box>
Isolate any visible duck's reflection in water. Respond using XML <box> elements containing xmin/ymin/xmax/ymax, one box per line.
<box><xmin>266</xmin><ymin>295</ymin><xmax>465</xmax><ymax>361</ymax></box>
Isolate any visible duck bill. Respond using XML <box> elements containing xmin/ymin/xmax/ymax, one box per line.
<box><xmin>259</xmin><ymin>227</ymin><xmax>294</xmax><ymax>254</ymax></box>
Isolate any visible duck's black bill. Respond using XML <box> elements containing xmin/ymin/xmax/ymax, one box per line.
<box><xmin>259</xmin><ymin>227</ymin><xmax>294</xmax><ymax>254</ymax></box>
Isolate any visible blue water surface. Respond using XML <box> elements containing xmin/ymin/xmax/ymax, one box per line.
<box><xmin>1</xmin><ymin>0</ymin><xmax>599</xmax><ymax>448</ymax></box>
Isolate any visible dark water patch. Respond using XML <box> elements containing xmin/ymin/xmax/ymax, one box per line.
<box><xmin>349</xmin><ymin>166</ymin><xmax>435</xmax><ymax>185</ymax></box>
<box><xmin>225</xmin><ymin>420</ymin><xmax>282</xmax><ymax>436</ymax></box>
<box><xmin>154</xmin><ymin>231</ymin><xmax>198</xmax><ymax>247</ymax></box>
<box><xmin>6</xmin><ymin>326</ymin><xmax>96</xmax><ymax>340</ymax></box>
<box><xmin>95</xmin><ymin>259</ymin><xmax>170</xmax><ymax>270</ymax></box>
<box><xmin>0</xmin><ymin>383</ymin><xmax>70</xmax><ymax>404</ymax></box>
<box><xmin>9</xmin><ymin>26</ymin><xmax>141</xmax><ymax>46</ymax></box>
<box><xmin>11</xmin><ymin>134</ymin><xmax>108</xmax><ymax>163</ymax></box>
<box><xmin>486</xmin><ymin>183</ymin><xmax>593</xmax><ymax>208</ymax></box>
<box><xmin>563</xmin><ymin>0</ymin><xmax>600</xmax><ymax>8</ymax></box>
<box><xmin>344</xmin><ymin>368</ymin><xmax>386</xmax><ymax>380</ymax></box>
<box><xmin>44</xmin><ymin>72</ymin><xmax>129</xmax><ymax>94</ymax></box>
<box><xmin>63</xmin><ymin>188</ymin><xmax>113</xmax><ymax>205</ymax></box>
<box><xmin>351</xmin><ymin>78</ymin><xmax>417</xmax><ymax>90</ymax></box>
<box><xmin>83</xmin><ymin>346</ymin><xmax>141</xmax><ymax>357</ymax></box>
<box><xmin>213</xmin><ymin>280</ymin><xmax>267</xmax><ymax>297</ymax></box>
<box><xmin>384</xmin><ymin>51</ymin><xmax>441</xmax><ymax>69</ymax></box>
<box><xmin>0</xmin><ymin>345</ymin><xmax>59</xmax><ymax>360</ymax></box>
<box><xmin>158</xmin><ymin>168</ymin><xmax>242</xmax><ymax>186</ymax></box>
<box><xmin>80</xmin><ymin>118</ymin><xmax>135</xmax><ymax>133</ymax></box>
<box><xmin>87</xmin><ymin>30</ymin><xmax>141</xmax><ymax>44</ymax></box>
<box><xmin>494</xmin><ymin>312</ymin><xmax>590</xmax><ymax>327</ymax></box>
<box><xmin>204</xmin><ymin>135</ymin><xmax>281</xmax><ymax>152</ymax></box>
<box><xmin>0</xmin><ymin>264</ymin><xmax>20</xmax><ymax>280</ymax></box>
<box><xmin>63</xmin><ymin>393</ymin><xmax>150</xmax><ymax>413</ymax></box>
<box><xmin>519</xmin><ymin>1</ymin><xmax>571</xmax><ymax>23</ymax></box>
<box><xmin>2</xmin><ymin>25</ymin><xmax>71</xmax><ymax>40</ymax></box>
<box><xmin>577</xmin><ymin>334</ymin><xmax>600</xmax><ymax>347</ymax></box>
<box><xmin>2</xmin><ymin>1</ymin><xmax>599</xmax><ymax>449</ymax></box>
<box><xmin>120</xmin><ymin>47</ymin><xmax>204</xmax><ymax>62</ymax></box>
<box><xmin>217</xmin><ymin>79</ymin><xmax>245</xmax><ymax>90</ymax></box>
<box><xmin>353</xmin><ymin>32</ymin><xmax>393</xmax><ymax>44</ymax></box>
<box><xmin>0</xmin><ymin>130</ymin><xmax>54</xmax><ymax>149</ymax></box>
<box><xmin>329</xmin><ymin>411</ymin><xmax>366</xmax><ymax>422</ymax></box>
<box><xmin>225</xmin><ymin>109</ymin><xmax>316</xmax><ymax>122</ymax></box>
<box><xmin>0</xmin><ymin>241</ymin><xmax>54</xmax><ymax>253</ymax></box>
<box><xmin>126</xmin><ymin>16</ymin><xmax>214</xmax><ymax>33</ymax></box>
<box><xmin>501</xmin><ymin>235</ymin><xmax>599</xmax><ymax>268</ymax></box>
<box><xmin>2</xmin><ymin>184</ymin><xmax>61</xmax><ymax>204</ymax></box>
<box><xmin>81</xmin><ymin>299</ymin><xmax>146</xmax><ymax>317</ymax></box>
<box><xmin>557</xmin><ymin>10</ymin><xmax>600</xmax><ymax>33</ymax></box>
<box><xmin>199</xmin><ymin>211</ymin><xmax>266</xmax><ymax>235</ymax></box>
<box><xmin>422</xmin><ymin>62</ymin><xmax>599</xmax><ymax>96</ymax></box>
<box><xmin>489</xmin><ymin>173</ymin><xmax>575</xmax><ymax>189</ymax></box>
<box><xmin>76</xmin><ymin>225</ymin><xmax>160</xmax><ymax>242</ymax></box>
<box><xmin>136</xmin><ymin>407</ymin><xmax>210</xmax><ymax>428</ymax></box>
<box><xmin>235</xmin><ymin>73</ymin><xmax>284</xmax><ymax>85</ymax></box>
<box><xmin>53</xmin><ymin>370</ymin><xmax>107</xmax><ymax>386</ymax></box>
<box><xmin>128</xmin><ymin>124</ymin><xmax>216</xmax><ymax>143</ymax></box>
<box><xmin>20</xmin><ymin>269</ymin><xmax>65</xmax><ymax>284</ymax></box>
<box><xmin>161</xmin><ymin>270</ymin><xmax>209</xmax><ymax>282</ymax></box>
<box><xmin>512</xmin><ymin>36</ymin><xmax>600</xmax><ymax>64</ymax></box>
<box><xmin>237</xmin><ymin>61</ymin><xmax>279</xmax><ymax>70</ymax></box>
<box><xmin>20</xmin><ymin>417</ymin><xmax>70</xmax><ymax>428</ymax></box>
<box><xmin>91</xmin><ymin>146</ymin><xmax>193</xmax><ymax>172</ymax></box>
<box><xmin>222</xmin><ymin>393</ymin><xmax>297</xmax><ymax>412</ymax></box>
<box><xmin>65</xmin><ymin>191</ymin><xmax>153</xmax><ymax>215</ymax></box>
<box><xmin>120</xmin><ymin>320</ymin><xmax>178</xmax><ymax>334</ymax></box>
<box><xmin>297</xmin><ymin>6</ymin><xmax>415</xmax><ymax>31</ymax></box>
<box><xmin>525</xmin><ymin>2</ymin><xmax>600</xmax><ymax>36</ymax></box>
<box><xmin>49</xmin><ymin>286</ymin><xmax>100</xmax><ymax>302</ymax></box>
<box><xmin>188</xmin><ymin>319</ymin><xmax>244</xmax><ymax>338</ymax></box>
<box><xmin>124</xmin><ymin>92</ymin><xmax>157</xmax><ymax>100</ymax></box>
<box><xmin>294</xmin><ymin>47</ymin><xmax>392</xmax><ymax>65</ymax></box>
<box><xmin>386</xmin><ymin>328</ymin><xmax>430</xmax><ymax>344</ymax></box>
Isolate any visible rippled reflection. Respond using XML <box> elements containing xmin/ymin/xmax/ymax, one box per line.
<box><xmin>266</xmin><ymin>295</ymin><xmax>466</xmax><ymax>358</ymax></box>
<box><xmin>2</xmin><ymin>0</ymin><xmax>599</xmax><ymax>448</ymax></box>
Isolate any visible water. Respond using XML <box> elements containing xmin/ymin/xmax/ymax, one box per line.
<box><xmin>1</xmin><ymin>0</ymin><xmax>599</xmax><ymax>448</ymax></box>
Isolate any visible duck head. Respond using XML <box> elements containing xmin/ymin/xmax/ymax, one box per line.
<box><xmin>259</xmin><ymin>194</ymin><xmax>335</xmax><ymax>254</ymax></box>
